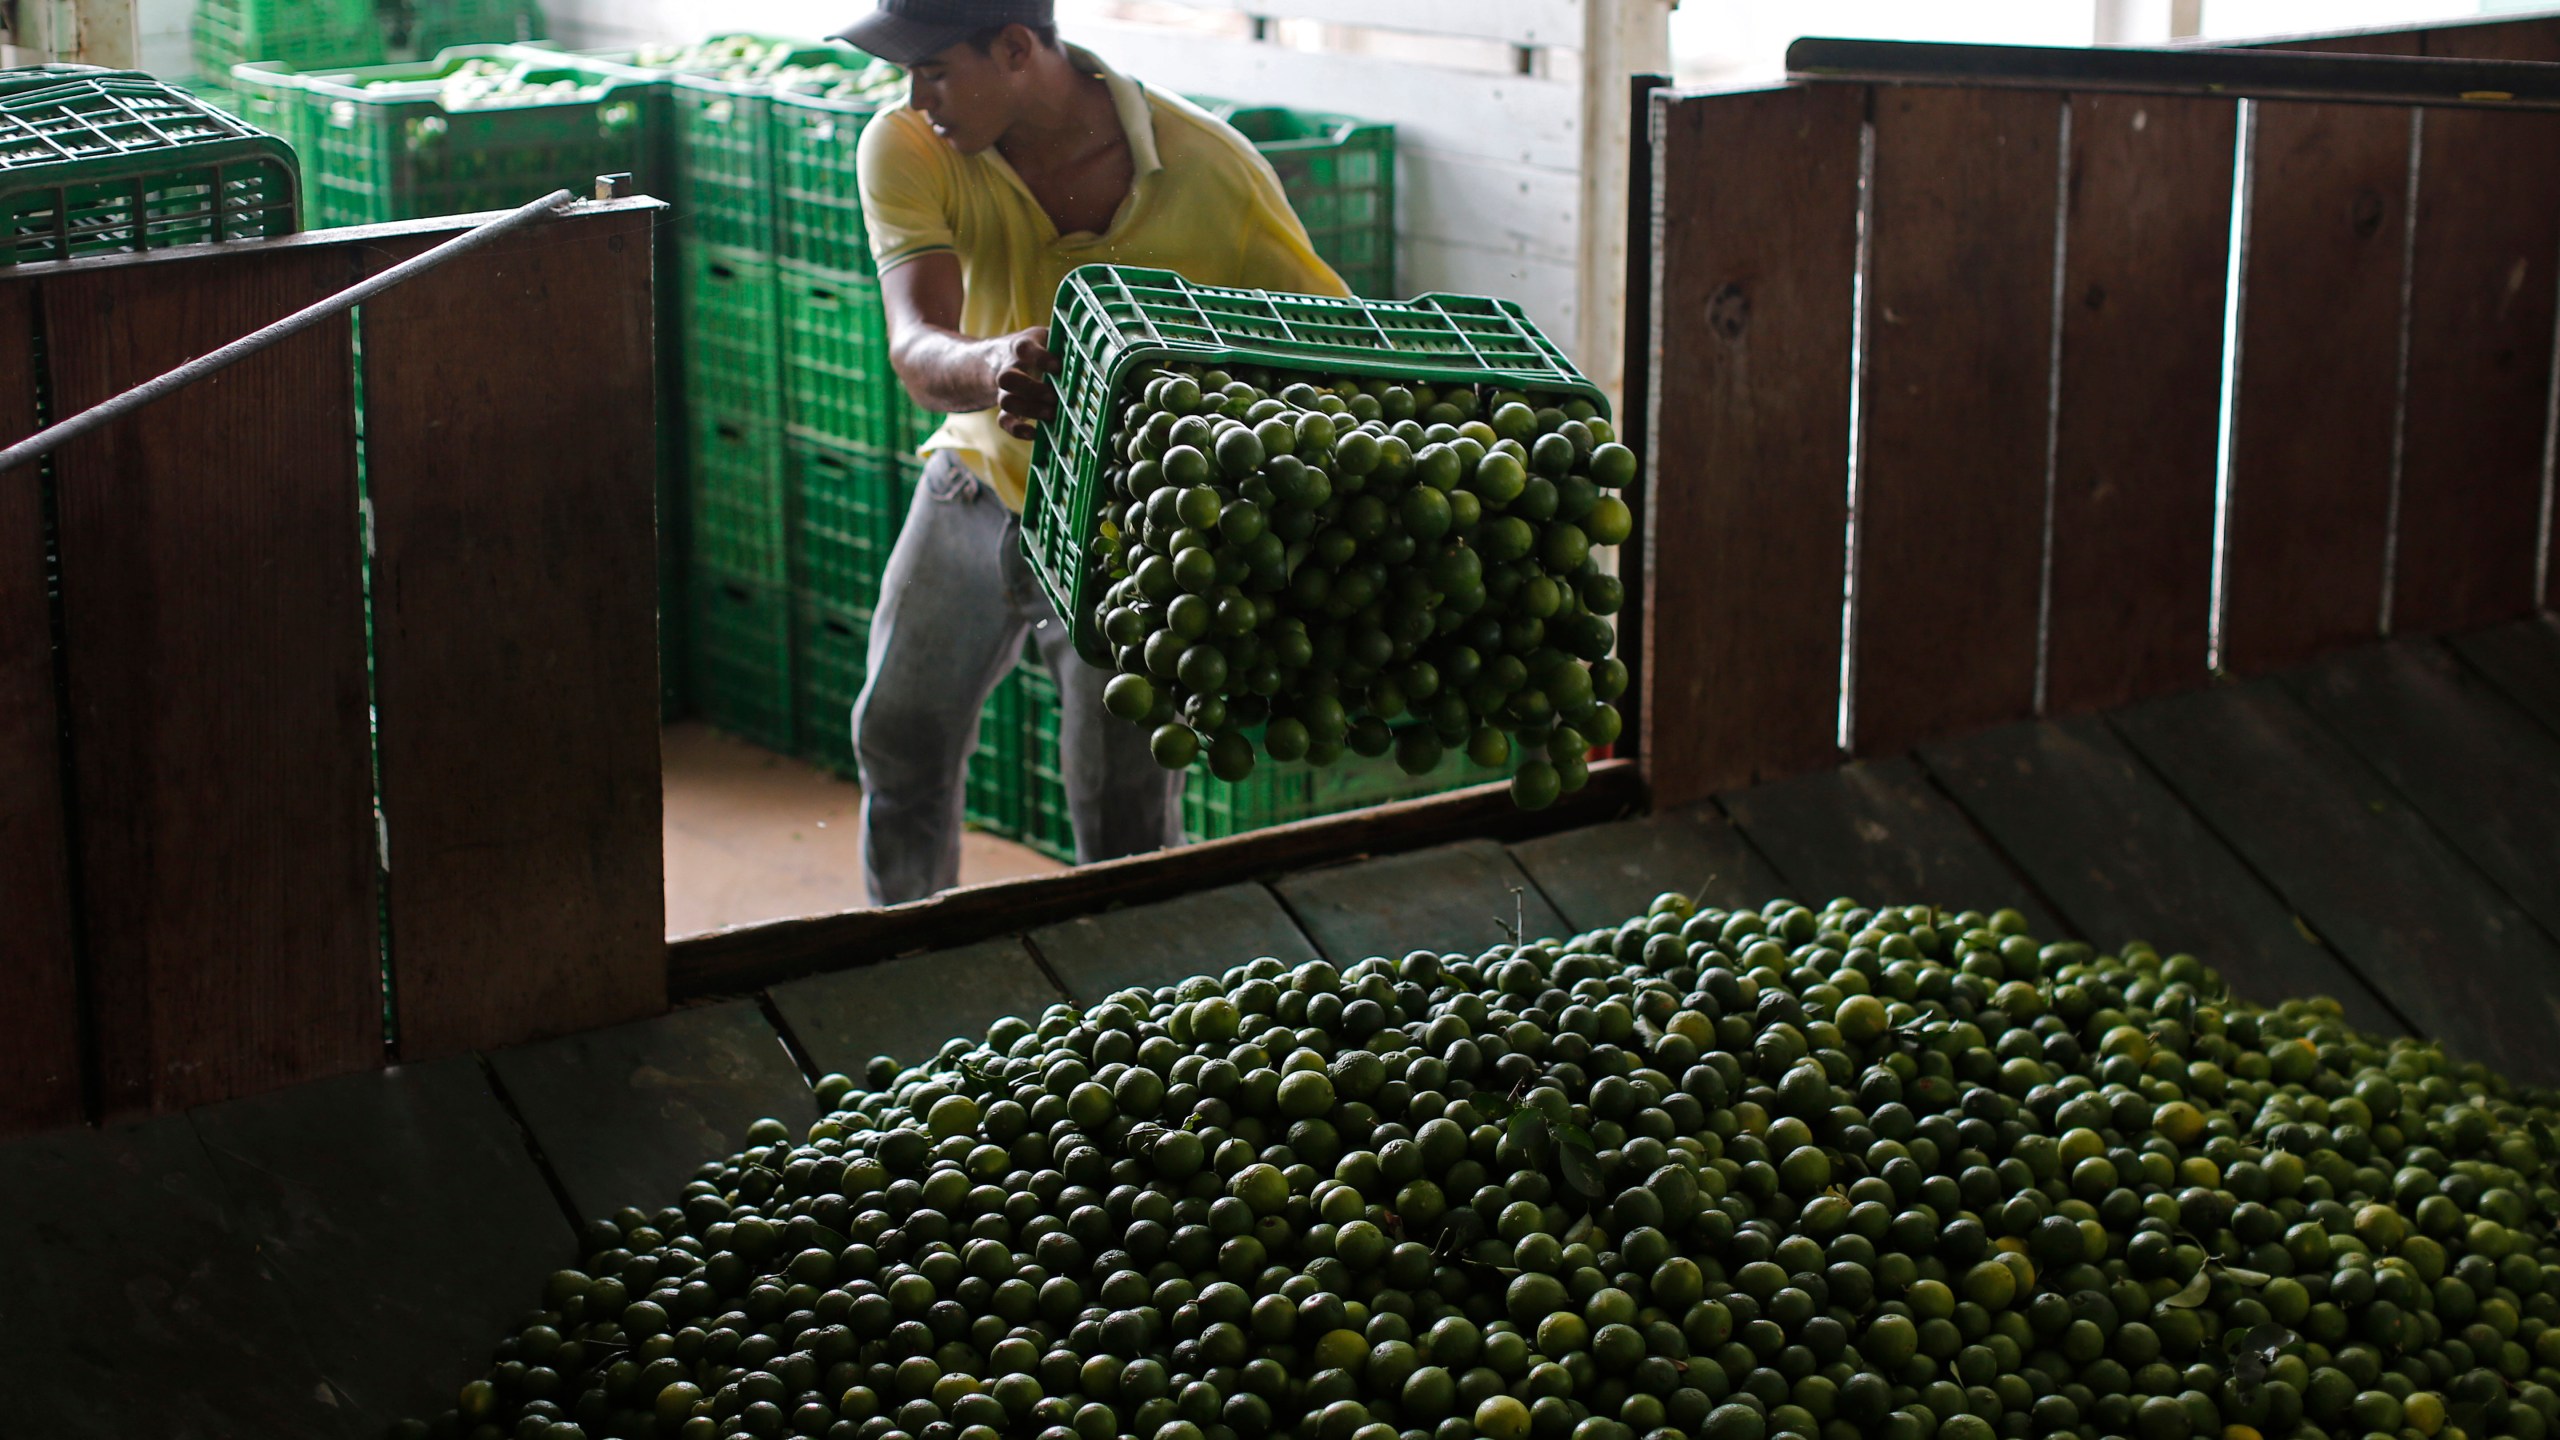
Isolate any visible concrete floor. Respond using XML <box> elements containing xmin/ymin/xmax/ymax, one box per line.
<box><xmin>661</xmin><ymin>722</ymin><xmax>1066</xmax><ymax>938</ymax></box>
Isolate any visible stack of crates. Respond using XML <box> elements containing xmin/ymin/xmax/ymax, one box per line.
<box><xmin>195</xmin><ymin>0</ymin><xmax>384</xmax><ymax>86</ymax></box>
<box><xmin>1</xmin><ymin>66</ymin><xmax>301</xmax><ymax>266</ymax></box>
<box><xmin>1192</xmin><ymin>95</ymin><xmax>1396</xmax><ymax>297</ymax></box>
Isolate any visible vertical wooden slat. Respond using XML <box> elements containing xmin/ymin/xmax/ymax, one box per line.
<box><xmin>2044</xmin><ymin>94</ymin><xmax>2236</xmax><ymax>715</ymax></box>
<box><xmin>2388</xmin><ymin>22</ymin><xmax>2560</xmax><ymax>634</ymax></box>
<box><xmin>364</xmin><ymin>208</ymin><xmax>667</xmax><ymax>1060</ymax></box>
<box><xmin>2221</xmin><ymin>33</ymin><xmax>2419</xmax><ymax>674</ymax></box>
<box><xmin>1615</xmin><ymin>72</ymin><xmax>1668</xmax><ymax>765</ymax></box>
<box><xmin>1644</xmin><ymin>85</ymin><xmax>1862</xmax><ymax>805</ymax></box>
<box><xmin>1852</xmin><ymin>86</ymin><xmax>2062</xmax><ymax>758</ymax></box>
<box><xmin>0</xmin><ymin>278</ymin><xmax>85</xmax><ymax>1134</ymax></box>
<box><xmin>45</xmin><ymin>249</ymin><xmax>381</xmax><ymax>1118</ymax></box>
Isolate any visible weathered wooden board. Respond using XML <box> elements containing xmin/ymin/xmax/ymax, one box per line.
<box><xmin>486</xmin><ymin>1000</ymin><xmax>812</xmax><ymax>1226</ymax></box>
<box><xmin>362</xmin><ymin>209</ymin><xmax>666</xmax><ymax>1062</ymax></box>
<box><xmin>1028</xmin><ymin>884</ymin><xmax>1322</xmax><ymax>1003</ymax></box>
<box><xmin>192</xmin><ymin>1055</ymin><xmax>574</xmax><ymax>1435</ymax></box>
<box><xmin>2286</xmin><ymin>640</ymin><xmax>2560</xmax><ymax>941</ymax></box>
<box><xmin>767</xmin><ymin>938</ymin><xmax>1066</xmax><ymax>1075</ymax></box>
<box><xmin>1508</xmin><ymin>806</ymin><xmax>1788</xmax><ymax>931</ymax></box>
<box><xmin>2113</xmin><ymin>679</ymin><xmax>2560</xmax><ymax>1083</ymax></box>
<box><xmin>1273</xmin><ymin>839</ymin><xmax>1573</xmax><ymax>961</ymax></box>
<box><xmin>45</xmin><ymin>246</ymin><xmax>380</xmax><ymax>1118</ymax></box>
<box><xmin>0</xmin><ymin>276</ymin><xmax>83</xmax><ymax>1134</ymax></box>
<box><xmin>1719</xmin><ymin>756</ymin><xmax>2066</xmax><ymax>936</ymax></box>
<box><xmin>2389</xmin><ymin>103</ymin><xmax>2560</xmax><ymax>635</ymax></box>
<box><xmin>1642</xmin><ymin>85</ymin><xmax>1862</xmax><ymax>804</ymax></box>
<box><xmin>2448</xmin><ymin>614</ymin><xmax>2560</xmax><ymax>737</ymax></box>
<box><xmin>0</xmin><ymin>1114</ymin><xmax>343</xmax><ymax>1440</ymax></box>
<box><xmin>1852</xmin><ymin>85</ymin><xmax>2061</xmax><ymax>757</ymax></box>
<box><xmin>2044</xmin><ymin>93</ymin><xmax>2235</xmax><ymax>716</ymax></box>
<box><xmin>1919</xmin><ymin>716</ymin><xmax>2401</xmax><ymax>1032</ymax></box>
<box><xmin>2219</xmin><ymin>67</ymin><xmax>2416</xmax><ymax>673</ymax></box>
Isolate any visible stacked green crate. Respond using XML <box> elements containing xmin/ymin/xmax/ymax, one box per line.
<box><xmin>1</xmin><ymin>68</ymin><xmax>300</xmax><ymax>266</ymax></box>
<box><xmin>275</xmin><ymin>48</ymin><xmax>663</xmax><ymax>228</ymax></box>
<box><xmin>398</xmin><ymin>0</ymin><xmax>546</xmax><ymax>61</ymax></box>
<box><xmin>964</xmin><ymin>667</ymin><xmax>1024</xmax><ymax>839</ymax></box>
<box><xmin>195</xmin><ymin>0</ymin><xmax>383</xmax><ymax>82</ymax></box>
<box><xmin>792</xmin><ymin>597</ymin><xmax>867</xmax><ymax>776</ymax></box>
<box><xmin>1183</xmin><ymin>750</ymin><xmax>1517</xmax><ymax>844</ymax></box>
<box><xmin>1014</xmin><ymin>661</ymin><xmax>1071</xmax><ymax>863</ymax></box>
<box><xmin>1192</xmin><ymin>97</ymin><xmax>1394</xmax><ymax>297</ymax></box>
<box><xmin>689</xmin><ymin>569</ymin><xmax>793</xmax><ymax>751</ymax></box>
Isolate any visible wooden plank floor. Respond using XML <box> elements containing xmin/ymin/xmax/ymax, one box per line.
<box><xmin>13</xmin><ymin>623</ymin><xmax>2559</xmax><ymax>1435</ymax></box>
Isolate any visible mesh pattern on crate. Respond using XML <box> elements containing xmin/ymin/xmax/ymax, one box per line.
<box><xmin>689</xmin><ymin>569</ymin><xmax>792</xmax><ymax>751</ymax></box>
<box><xmin>1022</xmin><ymin>265</ymin><xmax>1603</xmax><ymax>663</ymax></box>
<box><xmin>673</xmin><ymin>79</ymin><xmax>774</xmax><ymax>253</ymax></box>
<box><xmin>681</xmin><ymin>244</ymin><xmax>781</xmax><ymax>422</ymax></box>
<box><xmin>1</xmin><ymin>72</ymin><xmax>299</xmax><ymax>264</ymax></box>
<box><xmin>792</xmin><ymin>597</ymin><xmax>869</xmax><ymax>776</ymax></box>
<box><xmin>772</xmin><ymin>90</ymin><xmax>879</xmax><ymax>276</ymax></box>
<box><xmin>965</xmin><ymin>667</ymin><xmax>1023</xmax><ymax>838</ymax></box>
<box><xmin>787</xmin><ymin>435</ymin><xmax>901</xmax><ymax>616</ymax></box>
<box><xmin>194</xmin><ymin>0</ymin><xmax>382</xmax><ymax>76</ymax></box>
<box><xmin>299</xmin><ymin>50</ymin><xmax>659</xmax><ymax>227</ymax></box>
<box><xmin>781</xmin><ymin>260</ymin><xmax>893</xmax><ymax>452</ymax></box>
<box><xmin>688</xmin><ymin>409</ymin><xmax>788</xmax><ymax>584</ymax></box>
<box><xmin>1016</xmin><ymin>660</ymin><xmax>1071</xmax><ymax>863</ymax></box>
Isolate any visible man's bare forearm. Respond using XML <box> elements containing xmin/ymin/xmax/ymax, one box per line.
<box><xmin>890</xmin><ymin>326</ymin><xmax>1004</xmax><ymax>415</ymax></box>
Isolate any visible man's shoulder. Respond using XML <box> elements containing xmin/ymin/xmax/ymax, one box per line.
<box><xmin>1141</xmin><ymin>87</ymin><xmax>1273</xmax><ymax>184</ymax></box>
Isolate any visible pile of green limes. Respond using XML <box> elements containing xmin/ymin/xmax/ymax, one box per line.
<box><xmin>1081</xmin><ymin>367</ymin><xmax>1632</xmax><ymax>811</ymax></box>
<box><xmin>409</xmin><ymin>896</ymin><xmax>2560</xmax><ymax>1440</ymax></box>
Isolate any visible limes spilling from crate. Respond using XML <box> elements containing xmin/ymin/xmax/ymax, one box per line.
<box><xmin>1087</xmin><ymin>365</ymin><xmax>1633</xmax><ymax>811</ymax></box>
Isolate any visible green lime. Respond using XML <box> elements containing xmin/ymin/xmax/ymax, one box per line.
<box><xmin>1510</xmin><ymin>761</ymin><xmax>1561</xmax><ymax>811</ymax></box>
<box><xmin>1150</xmin><ymin>724</ymin><xmax>1200</xmax><ymax>770</ymax></box>
<box><xmin>1216</xmin><ymin>426</ymin><xmax>1266</xmax><ymax>477</ymax></box>
<box><xmin>1589</xmin><ymin>443</ymin><xmax>1637</xmax><ymax>488</ymax></box>
<box><xmin>1103</xmin><ymin>674</ymin><xmax>1155</xmax><ymax>722</ymax></box>
<box><xmin>1472</xmin><ymin>452</ymin><xmax>1526</xmax><ymax>506</ymax></box>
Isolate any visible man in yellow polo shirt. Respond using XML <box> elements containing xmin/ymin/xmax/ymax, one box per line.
<box><xmin>833</xmin><ymin>0</ymin><xmax>1348</xmax><ymax>904</ymax></box>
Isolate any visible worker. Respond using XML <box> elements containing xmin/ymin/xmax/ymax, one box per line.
<box><xmin>835</xmin><ymin>0</ymin><xmax>1348</xmax><ymax>905</ymax></box>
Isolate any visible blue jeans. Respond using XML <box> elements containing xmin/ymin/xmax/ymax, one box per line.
<box><xmin>850</xmin><ymin>452</ymin><xmax>1183</xmax><ymax>904</ymax></box>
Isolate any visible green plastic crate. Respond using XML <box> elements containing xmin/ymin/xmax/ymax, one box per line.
<box><xmin>688</xmin><ymin>408</ymin><xmax>787</xmax><ymax>585</ymax></box>
<box><xmin>1016</xmin><ymin>661</ymin><xmax>1072</xmax><ymax>863</ymax></box>
<box><xmin>787</xmin><ymin>433</ymin><xmax>904</xmax><ymax>616</ymax></box>
<box><xmin>660</xmin><ymin>560</ymin><xmax>688</xmax><ymax>721</ymax></box>
<box><xmin>965</xmin><ymin>666</ymin><xmax>1024</xmax><ymax>839</ymax></box>
<box><xmin>682</xmin><ymin>243</ymin><xmax>783</xmax><ymax>422</ymax></box>
<box><xmin>793</xmin><ymin>596</ymin><xmax>869</xmax><ymax>776</ymax></box>
<box><xmin>288</xmin><ymin>46</ymin><xmax>661</xmax><ymax>228</ymax></box>
<box><xmin>400</xmin><ymin>0</ymin><xmax>546</xmax><ymax>62</ymax></box>
<box><xmin>689</xmin><ymin>567</ymin><xmax>792</xmax><ymax>751</ymax></box>
<box><xmin>228</xmin><ymin>61</ymin><xmax>312</xmax><ymax>165</ymax></box>
<box><xmin>1197</xmin><ymin>97</ymin><xmax>1394</xmax><ymax>297</ymax></box>
<box><xmin>1023</xmin><ymin>264</ymin><xmax>1606</xmax><ymax>662</ymax></box>
<box><xmin>780</xmin><ymin>259</ymin><xmax>894</xmax><ymax>452</ymax></box>
<box><xmin>194</xmin><ymin>0</ymin><xmax>383</xmax><ymax>79</ymax></box>
<box><xmin>1</xmin><ymin>69</ymin><xmax>300</xmax><ymax>265</ymax></box>
<box><xmin>659</xmin><ymin>40</ymin><xmax>863</xmax><ymax>253</ymax></box>
<box><xmin>1183</xmin><ymin>748</ymin><xmax>1514</xmax><ymax>843</ymax></box>
<box><xmin>771</xmin><ymin>84</ymin><xmax>884</xmax><ymax>276</ymax></box>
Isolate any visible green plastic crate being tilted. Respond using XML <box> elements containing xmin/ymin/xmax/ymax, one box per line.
<box><xmin>1022</xmin><ymin>264</ymin><xmax>1605</xmax><ymax>664</ymax></box>
<box><xmin>1193</xmin><ymin>97</ymin><xmax>1394</xmax><ymax>298</ymax></box>
<box><xmin>1</xmin><ymin>67</ymin><xmax>300</xmax><ymax>266</ymax></box>
<box><xmin>268</xmin><ymin>46</ymin><xmax>662</xmax><ymax>228</ymax></box>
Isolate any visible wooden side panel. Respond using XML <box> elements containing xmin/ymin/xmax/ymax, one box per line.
<box><xmin>2449</xmin><ymin>613</ymin><xmax>2560</xmax><ymax>738</ymax></box>
<box><xmin>1853</xmin><ymin>86</ymin><xmax>2062</xmax><ymax>758</ymax></box>
<box><xmin>768</xmin><ymin>939</ymin><xmax>1066</xmax><ymax>1073</ymax></box>
<box><xmin>45</xmin><ymin>249</ymin><xmax>380</xmax><ymax>1119</ymax></box>
<box><xmin>2221</xmin><ymin>36</ymin><xmax>2419</xmax><ymax>674</ymax></box>
<box><xmin>2045</xmin><ymin>95</ymin><xmax>2236</xmax><ymax>715</ymax></box>
<box><xmin>1644</xmin><ymin>86</ymin><xmax>1862</xmax><ymax>804</ymax></box>
<box><xmin>1508</xmin><ymin>806</ymin><xmax>1787</xmax><ymax>931</ymax></box>
<box><xmin>0</xmin><ymin>278</ymin><xmax>84</xmax><ymax>1134</ymax></box>
<box><xmin>1029</xmin><ymin>885</ymin><xmax>1322</xmax><ymax>1003</ymax></box>
<box><xmin>2391</xmin><ymin>22</ymin><xmax>2560</xmax><ymax>633</ymax></box>
<box><xmin>1273</xmin><ymin>839</ymin><xmax>1571</xmax><ymax>963</ymax></box>
<box><xmin>363</xmin><ymin>208</ymin><xmax>667</xmax><ymax>1061</ymax></box>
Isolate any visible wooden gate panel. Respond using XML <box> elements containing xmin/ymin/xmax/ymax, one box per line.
<box><xmin>43</xmin><ymin>248</ymin><xmax>381</xmax><ymax>1118</ymax></box>
<box><xmin>362</xmin><ymin>209</ymin><xmax>667</xmax><ymax>1060</ymax></box>
<box><xmin>1852</xmin><ymin>85</ymin><xmax>2062</xmax><ymax>757</ymax></box>
<box><xmin>1644</xmin><ymin>85</ymin><xmax>1863</xmax><ymax>804</ymax></box>
<box><xmin>2045</xmin><ymin>94</ymin><xmax>2236</xmax><ymax>715</ymax></box>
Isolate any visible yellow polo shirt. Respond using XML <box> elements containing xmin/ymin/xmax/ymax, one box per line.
<box><xmin>856</xmin><ymin>44</ymin><xmax>1349</xmax><ymax>511</ymax></box>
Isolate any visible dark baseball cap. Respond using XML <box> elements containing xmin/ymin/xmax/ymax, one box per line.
<box><xmin>833</xmin><ymin>0</ymin><xmax>1055</xmax><ymax>65</ymax></box>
